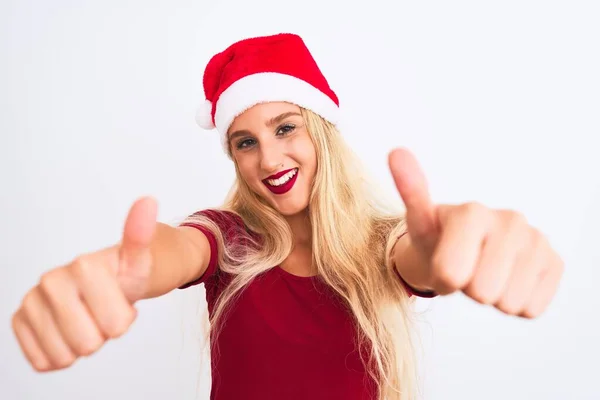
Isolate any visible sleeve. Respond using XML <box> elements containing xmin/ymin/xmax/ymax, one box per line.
<box><xmin>176</xmin><ymin>209</ymin><xmax>244</xmax><ymax>289</ymax></box>
<box><xmin>393</xmin><ymin>231</ymin><xmax>438</xmax><ymax>298</ymax></box>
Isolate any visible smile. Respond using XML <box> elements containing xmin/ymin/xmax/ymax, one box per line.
<box><xmin>263</xmin><ymin>168</ymin><xmax>299</xmax><ymax>195</ymax></box>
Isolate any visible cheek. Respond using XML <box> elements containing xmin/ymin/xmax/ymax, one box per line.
<box><xmin>236</xmin><ymin>159</ymin><xmax>260</xmax><ymax>186</ymax></box>
<box><xmin>292</xmin><ymin>136</ymin><xmax>317</xmax><ymax>167</ymax></box>
<box><xmin>302</xmin><ymin>148</ymin><xmax>318</xmax><ymax>181</ymax></box>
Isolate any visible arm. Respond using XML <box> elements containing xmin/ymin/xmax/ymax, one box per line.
<box><xmin>139</xmin><ymin>222</ymin><xmax>212</xmax><ymax>299</ymax></box>
<box><xmin>11</xmin><ymin>198</ymin><xmax>215</xmax><ymax>372</ymax></box>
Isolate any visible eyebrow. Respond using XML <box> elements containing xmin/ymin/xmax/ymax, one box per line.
<box><xmin>228</xmin><ymin>112</ymin><xmax>302</xmax><ymax>144</ymax></box>
<box><xmin>266</xmin><ymin>111</ymin><xmax>301</xmax><ymax>128</ymax></box>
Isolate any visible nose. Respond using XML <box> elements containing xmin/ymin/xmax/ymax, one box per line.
<box><xmin>259</xmin><ymin>144</ymin><xmax>284</xmax><ymax>174</ymax></box>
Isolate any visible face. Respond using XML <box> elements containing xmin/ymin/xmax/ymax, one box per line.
<box><xmin>228</xmin><ymin>102</ymin><xmax>317</xmax><ymax>217</ymax></box>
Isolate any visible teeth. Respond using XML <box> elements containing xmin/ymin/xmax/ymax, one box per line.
<box><xmin>267</xmin><ymin>169</ymin><xmax>297</xmax><ymax>186</ymax></box>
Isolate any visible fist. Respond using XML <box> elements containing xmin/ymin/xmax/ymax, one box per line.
<box><xmin>11</xmin><ymin>196</ymin><xmax>158</xmax><ymax>372</ymax></box>
<box><xmin>389</xmin><ymin>148</ymin><xmax>564</xmax><ymax>318</ymax></box>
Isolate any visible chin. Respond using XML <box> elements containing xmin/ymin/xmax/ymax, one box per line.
<box><xmin>266</xmin><ymin>197</ymin><xmax>309</xmax><ymax>217</ymax></box>
<box><xmin>276</xmin><ymin>204</ymin><xmax>309</xmax><ymax>217</ymax></box>
<box><xmin>252</xmin><ymin>181</ymin><xmax>311</xmax><ymax>217</ymax></box>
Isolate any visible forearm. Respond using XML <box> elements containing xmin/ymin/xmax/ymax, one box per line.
<box><xmin>141</xmin><ymin>222</ymin><xmax>208</xmax><ymax>299</ymax></box>
<box><xmin>392</xmin><ymin>233</ymin><xmax>435</xmax><ymax>293</ymax></box>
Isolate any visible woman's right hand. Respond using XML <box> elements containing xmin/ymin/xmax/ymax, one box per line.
<box><xmin>11</xmin><ymin>196</ymin><xmax>159</xmax><ymax>372</ymax></box>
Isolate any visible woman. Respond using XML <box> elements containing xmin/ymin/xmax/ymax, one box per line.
<box><xmin>11</xmin><ymin>33</ymin><xmax>564</xmax><ymax>400</ymax></box>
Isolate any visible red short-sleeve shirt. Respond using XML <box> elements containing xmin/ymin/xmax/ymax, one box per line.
<box><xmin>179</xmin><ymin>209</ymin><xmax>435</xmax><ymax>400</ymax></box>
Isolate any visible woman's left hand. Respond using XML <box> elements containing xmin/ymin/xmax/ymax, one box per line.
<box><xmin>388</xmin><ymin>148</ymin><xmax>564</xmax><ymax>318</ymax></box>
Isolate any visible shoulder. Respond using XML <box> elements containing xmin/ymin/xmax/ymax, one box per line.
<box><xmin>183</xmin><ymin>208</ymin><xmax>243</xmax><ymax>227</ymax></box>
<box><xmin>181</xmin><ymin>208</ymin><xmax>252</xmax><ymax>241</ymax></box>
<box><xmin>176</xmin><ymin>208</ymin><xmax>251</xmax><ymax>289</ymax></box>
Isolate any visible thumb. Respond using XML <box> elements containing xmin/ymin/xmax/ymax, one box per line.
<box><xmin>388</xmin><ymin>148</ymin><xmax>438</xmax><ymax>246</ymax></box>
<box><xmin>118</xmin><ymin>196</ymin><xmax>158</xmax><ymax>280</ymax></box>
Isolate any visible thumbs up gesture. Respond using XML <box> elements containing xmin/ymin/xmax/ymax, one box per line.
<box><xmin>388</xmin><ymin>148</ymin><xmax>564</xmax><ymax>318</ymax></box>
<box><xmin>11</xmin><ymin>197</ymin><xmax>158</xmax><ymax>372</ymax></box>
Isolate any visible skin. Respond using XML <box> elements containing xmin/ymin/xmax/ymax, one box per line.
<box><xmin>228</xmin><ymin>101</ymin><xmax>564</xmax><ymax>318</ymax></box>
<box><xmin>390</xmin><ymin>148</ymin><xmax>564</xmax><ymax>318</ymax></box>
<box><xmin>11</xmin><ymin>102</ymin><xmax>564</xmax><ymax>373</ymax></box>
<box><xmin>228</xmin><ymin>101</ymin><xmax>317</xmax><ymax>275</ymax></box>
<box><xmin>227</xmin><ymin>102</ymin><xmax>316</xmax><ymax>240</ymax></box>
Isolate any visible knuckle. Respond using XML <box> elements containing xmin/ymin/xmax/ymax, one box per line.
<box><xmin>38</xmin><ymin>270</ymin><xmax>63</xmax><ymax>298</ymax></box>
<box><xmin>32</xmin><ymin>359</ymin><xmax>51</xmax><ymax>372</ymax></box>
<box><xmin>464</xmin><ymin>274</ymin><xmax>503</xmax><ymax>305</ymax></box>
<box><xmin>496</xmin><ymin>297</ymin><xmax>523</xmax><ymax>315</ymax></box>
<box><xmin>104</xmin><ymin>310</ymin><xmax>135</xmax><ymax>338</ymax></box>
<box><xmin>70</xmin><ymin>256</ymin><xmax>95</xmax><ymax>279</ymax></box>
<box><xmin>508</xmin><ymin>210</ymin><xmax>527</xmax><ymax>230</ymax></box>
<box><xmin>463</xmin><ymin>201</ymin><xmax>485</xmax><ymax>217</ymax></box>
<box><xmin>468</xmin><ymin>285</ymin><xmax>499</xmax><ymax>305</ymax></box>
<box><xmin>437</xmin><ymin>271</ymin><xmax>463</xmax><ymax>289</ymax></box>
<box><xmin>75</xmin><ymin>335</ymin><xmax>104</xmax><ymax>356</ymax></box>
<box><xmin>431</xmin><ymin>258</ymin><xmax>466</xmax><ymax>290</ymax></box>
<box><xmin>11</xmin><ymin>312</ymin><xmax>28</xmax><ymax>343</ymax></box>
<box><xmin>458</xmin><ymin>202</ymin><xmax>494</xmax><ymax>227</ymax></box>
<box><xmin>54</xmin><ymin>352</ymin><xmax>77</xmax><ymax>370</ymax></box>
<box><xmin>21</xmin><ymin>290</ymin><xmax>38</xmax><ymax>314</ymax></box>
<box><xmin>528</xmin><ymin>227</ymin><xmax>544</xmax><ymax>249</ymax></box>
<box><xmin>520</xmin><ymin>306</ymin><xmax>539</xmax><ymax>319</ymax></box>
<box><xmin>105</xmin><ymin>323</ymin><xmax>127</xmax><ymax>339</ymax></box>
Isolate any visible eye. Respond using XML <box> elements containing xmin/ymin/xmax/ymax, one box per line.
<box><xmin>276</xmin><ymin>123</ymin><xmax>296</xmax><ymax>136</ymax></box>
<box><xmin>236</xmin><ymin>138</ymin><xmax>256</xmax><ymax>150</ymax></box>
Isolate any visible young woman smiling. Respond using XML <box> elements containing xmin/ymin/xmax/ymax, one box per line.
<box><xmin>12</xmin><ymin>33</ymin><xmax>564</xmax><ymax>400</ymax></box>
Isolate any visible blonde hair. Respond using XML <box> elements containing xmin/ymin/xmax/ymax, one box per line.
<box><xmin>186</xmin><ymin>107</ymin><xmax>421</xmax><ymax>400</ymax></box>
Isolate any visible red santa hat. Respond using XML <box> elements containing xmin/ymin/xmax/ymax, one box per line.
<box><xmin>195</xmin><ymin>33</ymin><xmax>340</xmax><ymax>151</ymax></box>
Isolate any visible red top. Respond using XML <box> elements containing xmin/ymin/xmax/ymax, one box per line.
<box><xmin>179</xmin><ymin>209</ymin><xmax>435</xmax><ymax>400</ymax></box>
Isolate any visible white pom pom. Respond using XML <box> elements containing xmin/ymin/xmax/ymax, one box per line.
<box><xmin>195</xmin><ymin>99</ymin><xmax>215</xmax><ymax>129</ymax></box>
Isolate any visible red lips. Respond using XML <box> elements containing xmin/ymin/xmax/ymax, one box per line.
<box><xmin>262</xmin><ymin>168</ymin><xmax>299</xmax><ymax>195</ymax></box>
<box><xmin>263</xmin><ymin>168</ymin><xmax>296</xmax><ymax>181</ymax></box>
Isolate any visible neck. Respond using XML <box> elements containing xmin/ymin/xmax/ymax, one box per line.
<box><xmin>285</xmin><ymin>208</ymin><xmax>312</xmax><ymax>247</ymax></box>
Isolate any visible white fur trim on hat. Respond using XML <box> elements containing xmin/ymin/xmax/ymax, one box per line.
<box><xmin>195</xmin><ymin>99</ymin><xmax>215</xmax><ymax>130</ymax></box>
<box><xmin>214</xmin><ymin>72</ymin><xmax>339</xmax><ymax>145</ymax></box>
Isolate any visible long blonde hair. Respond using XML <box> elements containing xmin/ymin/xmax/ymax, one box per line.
<box><xmin>185</xmin><ymin>107</ymin><xmax>421</xmax><ymax>400</ymax></box>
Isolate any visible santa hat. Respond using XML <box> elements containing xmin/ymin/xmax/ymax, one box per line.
<box><xmin>195</xmin><ymin>33</ymin><xmax>340</xmax><ymax>152</ymax></box>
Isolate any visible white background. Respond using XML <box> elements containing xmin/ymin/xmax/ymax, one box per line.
<box><xmin>2</xmin><ymin>1</ymin><xmax>598</xmax><ymax>399</ymax></box>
